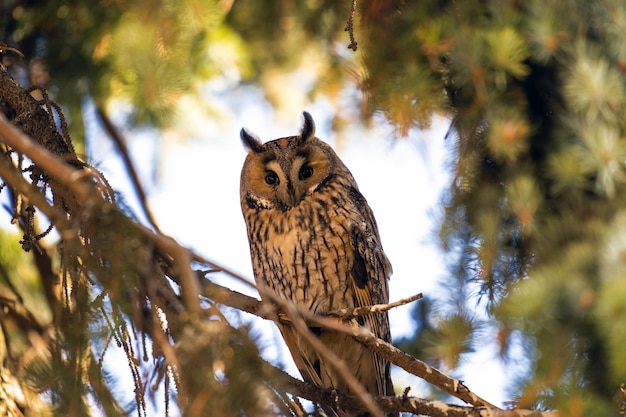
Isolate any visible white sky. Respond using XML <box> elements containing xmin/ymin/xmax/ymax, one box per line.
<box><xmin>82</xmin><ymin>88</ymin><xmax>510</xmax><ymax>411</ymax></box>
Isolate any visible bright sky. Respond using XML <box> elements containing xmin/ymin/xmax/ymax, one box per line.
<box><xmin>84</xmin><ymin>90</ymin><xmax>510</xmax><ymax>411</ymax></box>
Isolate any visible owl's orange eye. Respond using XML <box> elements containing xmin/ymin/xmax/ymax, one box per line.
<box><xmin>299</xmin><ymin>165</ymin><xmax>313</xmax><ymax>180</ymax></box>
<box><xmin>265</xmin><ymin>171</ymin><xmax>279</xmax><ymax>185</ymax></box>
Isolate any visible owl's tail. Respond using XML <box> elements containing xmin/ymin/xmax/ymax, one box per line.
<box><xmin>279</xmin><ymin>324</ymin><xmax>398</xmax><ymax>417</ymax></box>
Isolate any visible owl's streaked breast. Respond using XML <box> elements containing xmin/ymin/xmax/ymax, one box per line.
<box><xmin>239</xmin><ymin>112</ymin><xmax>396</xmax><ymax>413</ymax></box>
<box><xmin>243</xmin><ymin>177</ymin><xmax>357</xmax><ymax>314</ymax></box>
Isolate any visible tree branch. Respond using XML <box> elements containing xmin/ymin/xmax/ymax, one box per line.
<box><xmin>0</xmin><ymin>112</ymin><xmax>110</xmax><ymax>212</ymax></box>
<box><xmin>200</xmin><ymin>276</ymin><xmax>496</xmax><ymax>410</ymax></box>
<box><xmin>327</xmin><ymin>292</ymin><xmax>423</xmax><ymax>319</ymax></box>
<box><xmin>95</xmin><ymin>106</ymin><xmax>161</xmax><ymax>233</ymax></box>
<box><xmin>266</xmin><ymin>348</ymin><xmax>557</xmax><ymax>417</ymax></box>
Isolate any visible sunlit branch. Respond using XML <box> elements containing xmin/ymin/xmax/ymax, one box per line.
<box><xmin>199</xmin><ymin>275</ymin><xmax>494</xmax><ymax>410</ymax></box>
<box><xmin>327</xmin><ymin>292</ymin><xmax>423</xmax><ymax>319</ymax></box>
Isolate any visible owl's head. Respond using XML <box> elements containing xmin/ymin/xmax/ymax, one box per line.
<box><xmin>240</xmin><ymin>112</ymin><xmax>342</xmax><ymax>211</ymax></box>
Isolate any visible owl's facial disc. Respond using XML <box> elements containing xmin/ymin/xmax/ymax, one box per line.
<box><xmin>251</xmin><ymin>145</ymin><xmax>332</xmax><ymax>210</ymax></box>
<box><xmin>259</xmin><ymin>157</ymin><xmax>310</xmax><ymax>209</ymax></box>
<box><xmin>241</xmin><ymin>118</ymin><xmax>336</xmax><ymax>212</ymax></box>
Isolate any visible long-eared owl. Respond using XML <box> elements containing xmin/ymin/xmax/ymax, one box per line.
<box><xmin>239</xmin><ymin>112</ymin><xmax>394</xmax><ymax>416</ymax></box>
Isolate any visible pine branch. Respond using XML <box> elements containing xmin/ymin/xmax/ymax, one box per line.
<box><xmin>0</xmin><ymin>64</ymin><xmax>75</xmax><ymax>158</ymax></box>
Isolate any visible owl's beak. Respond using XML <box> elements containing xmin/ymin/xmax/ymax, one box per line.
<box><xmin>279</xmin><ymin>182</ymin><xmax>301</xmax><ymax>210</ymax></box>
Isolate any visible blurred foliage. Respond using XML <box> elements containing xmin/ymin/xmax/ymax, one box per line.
<box><xmin>358</xmin><ymin>0</ymin><xmax>626</xmax><ymax>412</ymax></box>
<box><xmin>1</xmin><ymin>0</ymin><xmax>626</xmax><ymax>415</ymax></box>
<box><xmin>2</xmin><ymin>0</ymin><xmax>224</xmax><ymax>143</ymax></box>
<box><xmin>0</xmin><ymin>228</ymin><xmax>50</xmax><ymax>326</ymax></box>
<box><xmin>224</xmin><ymin>0</ymin><xmax>353</xmax><ymax>109</ymax></box>
<box><xmin>1</xmin><ymin>0</ymin><xmax>356</xmax><ymax>146</ymax></box>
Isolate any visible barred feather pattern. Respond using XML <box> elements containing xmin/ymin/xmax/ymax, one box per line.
<box><xmin>240</xmin><ymin>113</ymin><xmax>395</xmax><ymax>417</ymax></box>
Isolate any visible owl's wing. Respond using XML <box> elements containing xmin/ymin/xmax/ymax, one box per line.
<box><xmin>348</xmin><ymin>187</ymin><xmax>392</xmax><ymax>312</ymax></box>
<box><xmin>348</xmin><ymin>188</ymin><xmax>395</xmax><ymax>397</ymax></box>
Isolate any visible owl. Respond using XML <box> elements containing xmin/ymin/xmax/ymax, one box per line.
<box><xmin>239</xmin><ymin>112</ymin><xmax>395</xmax><ymax>416</ymax></box>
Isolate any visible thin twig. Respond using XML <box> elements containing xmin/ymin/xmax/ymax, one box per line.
<box><xmin>162</xmin><ymin>238</ymin><xmax>201</xmax><ymax>315</ymax></box>
<box><xmin>0</xmin><ymin>44</ymin><xmax>24</xmax><ymax>57</ymax></box>
<box><xmin>327</xmin><ymin>292</ymin><xmax>423</xmax><ymax>319</ymax></box>
<box><xmin>345</xmin><ymin>0</ymin><xmax>359</xmax><ymax>51</ymax></box>
<box><xmin>192</xmin><ymin>252</ymin><xmax>256</xmax><ymax>289</ymax></box>
<box><xmin>95</xmin><ymin>107</ymin><xmax>161</xmax><ymax>233</ymax></box>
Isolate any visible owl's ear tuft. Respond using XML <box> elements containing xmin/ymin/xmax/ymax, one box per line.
<box><xmin>240</xmin><ymin>128</ymin><xmax>264</xmax><ymax>153</ymax></box>
<box><xmin>299</xmin><ymin>111</ymin><xmax>316</xmax><ymax>144</ymax></box>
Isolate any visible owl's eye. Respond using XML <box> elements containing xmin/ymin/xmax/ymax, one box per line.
<box><xmin>299</xmin><ymin>165</ymin><xmax>314</xmax><ymax>180</ymax></box>
<box><xmin>265</xmin><ymin>171</ymin><xmax>279</xmax><ymax>185</ymax></box>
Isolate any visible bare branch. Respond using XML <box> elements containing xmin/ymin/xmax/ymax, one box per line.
<box><xmin>201</xmin><ymin>275</ymin><xmax>271</xmax><ymax>318</ymax></box>
<box><xmin>324</xmin><ymin>320</ymin><xmax>498</xmax><ymax>409</ymax></box>
<box><xmin>327</xmin><ymin>292</ymin><xmax>423</xmax><ymax>319</ymax></box>
<box><xmin>193</xmin><ymin>252</ymin><xmax>256</xmax><ymax>289</ymax></box>
<box><xmin>95</xmin><ymin>106</ymin><xmax>161</xmax><ymax>233</ymax></box>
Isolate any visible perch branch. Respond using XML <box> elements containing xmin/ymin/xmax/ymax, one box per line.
<box><xmin>309</xmin><ymin>314</ymin><xmax>498</xmax><ymax>409</ymax></box>
<box><xmin>274</xmin><ymin>361</ymin><xmax>557</xmax><ymax>417</ymax></box>
<box><xmin>204</xmin><ymin>278</ymin><xmax>557</xmax><ymax>415</ymax></box>
<box><xmin>200</xmin><ymin>276</ymin><xmax>494</xmax><ymax>409</ymax></box>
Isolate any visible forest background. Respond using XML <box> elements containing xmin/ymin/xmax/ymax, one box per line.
<box><xmin>0</xmin><ymin>1</ymin><xmax>625</xmax><ymax>416</ymax></box>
